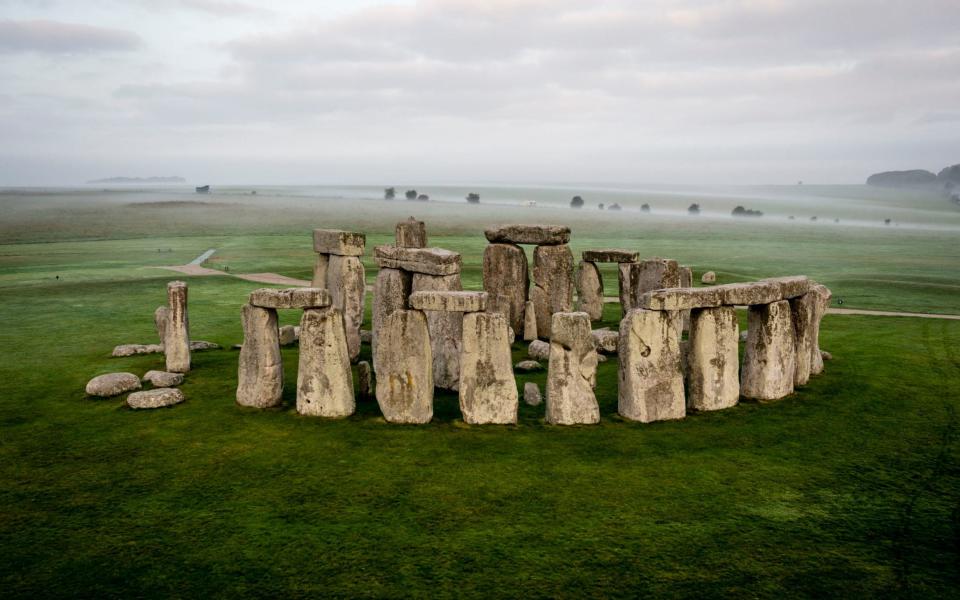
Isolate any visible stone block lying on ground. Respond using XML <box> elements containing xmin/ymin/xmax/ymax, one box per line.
<box><xmin>528</xmin><ymin>339</ymin><xmax>551</xmax><ymax>361</ymax></box>
<box><xmin>143</xmin><ymin>370</ymin><xmax>184</xmax><ymax>387</ymax></box>
<box><xmin>249</xmin><ymin>287</ymin><xmax>331</xmax><ymax>309</ymax></box>
<box><xmin>374</xmin><ymin>245</ymin><xmax>462</xmax><ymax>276</ymax></box>
<box><xmin>409</xmin><ymin>291</ymin><xmax>488</xmax><ymax>312</ymax></box>
<box><xmin>127</xmin><ymin>388</ymin><xmax>184</xmax><ymax>409</ymax></box>
<box><xmin>484</xmin><ymin>224</ymin><xmax>570</xmax><ymax>245</ymax></box>
<box><xmin>312</xmin><ymin>229</ymin><xmax>366</xmax><ymax>256</ymax></box>
<box><xmin>86</xmin><ymin>373</ymin><xmax>141</xmax><ymax>397</ymax></box>
<box><xmin>515</xmin><ymin>360</ymin><xmax>543</xmax><ymax>371</ymax></box>
<box><xmin>582</xmin><ymin>249</ymin><xmax>639</xmax><ymax>263</ymax></box>
<box><xmin>701</xmin><ymin>271</ymin><xmax>716</xmax><ymax>284</ymax></box>
<box><xmin>592</xmin><ymin>329</ymin><xmax>619</xmax><ymax>354</ymax></box>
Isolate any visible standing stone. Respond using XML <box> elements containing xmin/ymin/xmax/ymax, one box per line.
<box><xmin>618</xmin><ymin>309</ymin><xmax>685</xmax><ymax>422</ymax></box>
<box><xmin>327</xmin><ymin>254</ymin><xmax>365</xmax><ymax>362</ymax></box>
<box><xmin>687</xmin><ymin>306</ymin><xmax>739</xmax><ymax>411</ymax></box>
<box><xmin>357</xmin><ymin>361</ymin><xmax>372</xmax><ymax>398</ymax></box>
<box><xmin>545</xmin><ymin>312</ymin><xmax>599</xmax><ymax>425</ymax></box>
<box><xmin>396</xmin><ymin>217</ymin><xmax>427</xmax><ymax>248</ymax></box>
<box><xmin>741</xmin><ymin>300</ymin><xmax>796</xmax><ymax>401</ymax></box>
<box><xmin>524</xmin><ymin>382</ymin><xmax>542</xmax><ymax>406</ymax></box>
<box><xmin>375</xmin><ymin>310</ymin><xmax>433</xmax><ymax>424</ymax></box>
<box><xmin>154</xmin><ymin>306</ymin><xmax>169</xmax><ymax>345</ymax></box>
<box><xmin>459</xmin><ymin>312</ymin><xmax>518</xmax><ymax>424</ymax></box>
<box><xmin>625</xmin><ymin>259</ymin><xmax>681</xmax><ymax>311</ymax></box>
<box><xmin>482</xmin><ymin>243</ymin><xmax>529</xmax><ymax>332</ymax></box>
<box><xmin>577</xmin><ymin>261</ymin><xmax>604</xmax><ymax>321</ymax></box>
<box><xmin>531</xmin><ymin>244</ymin><xmax>574</xmax><ymax>338</ymax></box>
<box><xmin>679</xmin><ymin>265</ymin><xmax>693</xmax><ymax>332</ymax></box>
<box><xmin>618</xmin><ymin>263</ymin><xmax>634</xmax><ymax>315</ymax></box>
<box><xmin>412</xmin><ymin>272</ymin><xmax>463</xmax><ymax>391</ymax></box>
<box><xmin>311</xmin><ymin>253</ymin><xmax>329</xmax><ymax>288</ymax></box>
<box><xmin>372</xmin><ymin>267</ymin><xmax>411</xmax><ymax>361</ymax></box>
<box><xmin>164</xmin><ymin>281</ymin><xmax>190</xmax><ymax>373</ymax></box>
<box><xmin>236</xmin><ymin>303</ymin><xmax>283</xmax><ymax>408</ymax></box>
<box><xmin>297</xmin><ymin>307</ymin><xmax>355</xmax><ymax>418</ymax></box>
<box><xmin>523</xmin><ymin>300</ymin><xmax>538</xmax><ymax>341</ymax></box>
<box><xmin>790</xmin><ymin>292</ymin><xmax>818</xmax><ymax>387</ymax></box>
<box><xmin>810</xmin><ymin>284</ymin><xmax>832</xmax><ymax>375</ymax></box>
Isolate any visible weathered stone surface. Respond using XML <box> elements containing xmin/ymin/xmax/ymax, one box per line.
<box><xmin>701</xmin><ymin>271</ymin><xmax>717</xmax><ymax>284</ymax></box>
<box><xmin>360</xmin><ymin>329</ymin><xmax>372</xmax><ymax>344</ymax></box>
<box><xmin>596</xmin><ymin>353</ymin><xmax>608</xmax><ymax>363</ymax></box>
<box><xmin>716</xmin><ymin>281</ymin><xmax>781</xmax><ymax>306</ymax></box>
<box><xmin>686</xmin><ymin>306</ymin><xmax>739</xmax><ymax>411</ymax></box>
<box><xmin>741</xmin><ymin>300</ymin><xmax>796</xmax><ymax>401</ymax></box>
<box><xmin>523</xmin><ymin>300</ymin><xmax>538</xmax><ymax>341</ymax></box>
<box><xmin>618</xmin><ymin>263</ymin><xmax>634</xmax><ymax>314</ymax></box>
<box><xmin>528</xmin><ymin>339</ymin><xmax>550</xmax><ymax>361</ymax></box>
<box><xmin>810</xmin><ymin>284</ymin><xmax>833</xmax><ymax>375</ymax></box>
<box><xmin>154</xmin><ymin>306</ymin><xmax>169</xmax><ymax>344</ymax></box>
<box><xmin>249</xmin><ymin>287</ymin><xmax>331</xmax><ymax>309</ymax></box>
<box><xmin>459</xmin><ymin>312</ymin><xmax>518</xmax><ymax>424</ymax></box>
<box><xmin>311</xmin><ymin>253</ymin><xmax>329</xmax><ymax>288</ymax></box>
<box><xmin>327</xmin><ymin>255</ymin><xmax>365</xmax><ymax>362</ymax></box>
<box><xmin>142</xmin><ymin>370</ymin><xmax>184</xmax><ymax>387</ymax></box>
<box><xmin>312</xmin><ymin>229</ymin><xmax>365</xmax><ymax>256</ymax></box>
<box><xmin>546</xmin><ymin>312</ymin><xmax>599</xmax><ymax>425</ymax></box>
<box><xmin>236</xmin><ymin>304</ymin><xmax>283</xmax><ymax>408</ymax></box>
<box><xmin>740</xmin><ymin>330</ymin><xmax>749</xmax><ymax>342</ymax></box>
<box><xmin>375</xmin><ymin>310</ymin><xmax>433</xmax><ymax>423</ymax></box>
<box><xmin>577</xmin><ymin>261</ymin><xmax>604</xmax><ymax>321</ymax></box>
<box><xmin>515</xmin><ymin>360</ymin><xmax>543</xmax><ymax>371</ymax></box>
<box><xmin>592</xmin><ymin>329</ymin><xmax>619</xmax><ymax>354</ymax></box>
<box><xmin>189</xmin><ymin>340</ymin><xmax>220</xmax><ymax>351</ymax></box>
<box><xmin>357</xmin><ymin>360</ymin><xmax>372</xmax><ymax>398</ymax></box>
<box><xmin>484</xmin><ymin>224</ymin><xmax>570</xmax><ymax>246</ymax></box>
<box><xmin>482</xmin><ymin>243</ymin><xmax>528</xmax><ymax>331</ymax></box>
<box><xmin>764</xmin><ymin>276</ymin><xmax>812</xmax><ymax>299</ymax></box>
<box><xmin>618</xmin><ymin>309</ymin><xmax>685</xmax><ymax>422</ymax></box>
<box><xmin>409</xmin><ymin>291</ymin><xmax>488</xmax><ymax>313</ymax></box>
<box><xmin>680</xmin><ymin>266</ymin><xmax>693</xmax><ymax>289</ymax></box>
<box><xmin>790</xmin><ymin>292</ymin><xmax>818</xmax><ymax>387</ymax></box>
<box><xmin>164</xmin><ymin>281</ymin><xmax>190</xmax><ymax>373</ymax></box>
<box><xmin>112</xmin><ymin>343</ymin><xmax>164</xmax><ymax>357</ymax></box>
<box><xmin>374</xmin><ymin>245</ymin><xmax>461</xmax><ymax>276</ymax></box>
<box><xmin>582</xmin><ymin>249</ymin><xmax>639</xmax><ymax>263</ymax></box>
<box><xmin>297</xmin><ymin>307</ymin><xmax>355</xmax><ymax>417</ymax></box>
<box><xmin>624</xmin><ymin>259</ymin><xmax>681</xmax><ymax>312</ymax></box>
<box><xmin>507</xmin><ymin>326</ymin><xmax>515</xmax><ymax>345</ymax></box>
<box><xmin>127</xmin><ymin>387</ymin><xmax>184</xmax><ymax>409</ymax></box>
<box><xmin>278</xmin><ymin>325</ymin><xmax>298</xmax><ymax>346</ymax></box>
<box><xmin>820</xmin><ymin>350</ymin><xmax>833</xmax><ymax>361</ymax></box>
<box><xmin>635</xmin><ymin>287</ymin><xmax>725</xmax><ymax>311</ymax></box>
<box><xmin>372</xmin><ymin>268</ymin><xmax>411</xmax><ymax>360</ymax></box>
<box><xmin>531</xmin><ymin>244</ymin><xmax>574</xmax><ymax>338</ymax></box>
<box><xmin>395</xmin><ymin>217</ymin><xmax>427</xmax><ymax>248</ymax></box>
<box><xmin>86</xmin><ymin>372</ymin><xmax>141</xmax><ymax>397</ymax></box>
<box><xmin>524</xmin><ymin>382</ymin><xmax>542</xmax><ymax>406</ymax></box>
<box><xmin>412</xmin><ymin>273</ymin><xmax>463</xmax><ymax>390</ymax></box>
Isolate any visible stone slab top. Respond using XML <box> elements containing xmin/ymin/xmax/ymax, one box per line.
<box><xmin>313</xmin><ymin>229</ymin><xmax>366</xmax><ymax>256</ymax></box>
<box><xmin>484</xmin><ymin>224</ymin><xmax>570</xmax><ymax>245</ymax></box>
<box><xmin>167</xmin><ymin>280</ymin><xmax>187</xmax><ymax>289</ymax></box>
<box><xmin>249</xmin><ymin>287</ymin><xmax>331</xmax><ymax>309</ymax></box>
<box><xmin>374</xmin><ymin>245</ymin><xmax>462</xmax><ymax>275</ymax></box>
<box><xmin>635</xmin><ymin>276</ymin><xmax>816</xmax><ymax>310</ymax></box>
<box><xmin>635</xmin><ymin>287</ymin><xmax>725</xmax><ymax>311</ymax></box>
<box><xmin>409</xmin><ymin>291</ymin><xmax>488</xmax><ymax>312</ymax></box>
<box><xmin>762</xmin><ymin>275</ymin><xmax>813</xmax><ymax>299</ymax></box>
<box><xmin>582</xmin><ymin>249</ymin><xmax>639</xmax><ymax>263</ymax></box>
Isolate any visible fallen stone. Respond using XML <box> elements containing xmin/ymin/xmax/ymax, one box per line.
<box><xmin>375</xmin><ymin>309</ymin><xmax>433</xmax><ymax>424</ymax></box>
<box><xmin>327</xmin><ymin>255</ymin><xmax>365</xmax><ymax>362</ymax></box>
<box><xmin>357</xmin><ymin>360</ymin><xmax>372</xmax><ymax>398</ymax></box>
<box><xmin>635</xmin><ymin>287</ymin><xmax>724</xmax><ymax>311</ymax></box>
<box><xmin>524</xmin><ymin>382</ymin><xmax>542</xmax><ymax>406</ymax></box>
<box><xmin>142</xmin><ymin>370</ymin><xmax>184</xmax><ymax>387</ymax></box>
<box><xmin>528</xmin><ymin>339</ymin><xmax>550</xmax><ymax>361</ymax></box>
<box><xmin>484</xmin><ymin>224</ymin><xmax>570</xmax><ymax>245</ymax></box>
<box><xmin>112</xmin><ymin>344</ymin><xmax>164</xmax><ymax>357</ymax></box>
<box><xmin>686</xmin><ymin>306</ymin><xmax>739</xmax><ymax>411</ymax></box>
<box><xmin>189</xmin><ymin>340</ymin><xmax>220</xmax><ymax>351</ymax></box>
<box><xmin>618</xmin><ymin>309</ymin><xmax>685</xmax><ymax>423</ymax></box>
<box><xmin>482</xmin><ymin>243</ymin><xmax>528</xmax><ymax>332</ymax></box>
<box><xmin>236</xmin><ymin>304</ymin><xmax>283</xmax><ymax>408</ymax></box>
<box><xmin>716</xmin><ymin>281</ymin><xmax>781</xmax><ymax>306</ymax></box>
<box><xmin>312</xmin><ymin>229</ymin><xmax>365</xmax><ymax>256</ymax></box>
<box><xmin>372</xmin><ymin>267</ymin><xmax>411</xmax><ymax>360</ymax></box>
<box><xmin>591</xmin><ymin>329</ymin><xmax>619</xmax><ymax>354</ymax></box>
<box><xmin>278</xmin><ymin>324</ymin><xmax>298</xmax><ymax>346</ymax></box>
<box><xmin>412</xmin><ymin>272</ymin><xmax>463</xmax><ymax>391</ymax></box>
<box><xmin>297</xmin><ymin>307</ymin><xmax>355</xmax><ymax>418</ymax></box>
<box><xmin>763</xmin><ymin>276</ymin><xmax>813</xmax><ymax>299</ymax></box>
<box><xmin>164</xmin><ymin>280</ymin><xmax>190</xmax><ymax>373</ymax></box>
<box><xmin>374</xmin><ymin>245</ymin><xmax>461</xmax><ymax>276</ymax></box>
<box><xmin>395</xmin><ymin>217</ymin><xmax>427</xmax><ymax>248</ymax></box>
<box><xmin>531</xmin><ymin>244</ymin><xmax>574</xmax><ymax>338</ymax></box>
<box><xmin>360</xmin><ymin>329</ymin><xmax>372</xmax><ymax>344</ymax></box>
<box><xmin>409</xmin><ymin>291</ymin><xmax>488</xmax><ymax>312</ymax></box>
<box><xmin>577</xmin><ymin>261</ymin><xmax>604</xmax><ymax>321</ymax></box>
<box><xmin>86</xmin><ymin>373</ymin><xmax>141</xmax><ymax>397</ymax></box>
<box><xmin>701</xmin><ymin>271</ymin><xmax>717</xmax><ymax>284</ymax></box>
<box><xmin>523</xmin><ymin>300</ymin><xmax>538</xmax><ymax>341</ymax></box>
<box><xmin>790</xmin><ymin>292</ymin><xmax>818</xmax><ymax>387</ymax></box>
<box><xmin>741</xmin><ymin>300</ymin><xmax>796</xmax><ymax>401</ymax></box>
<box><xmin>154</xmin><ymin>306</ymin><xmax>169</xmax><ymax>344</ymax></box>
<box><xmin>582</xmin><ymin>249</ymin><xmax>639</xmax><ymax>263</ymax></box>
<box><xmin>821</xmin><ymin>350</ymin><xmax>833</xmax><ymax>361</ymax></box>
<box><xmin>459</xmin><ymin>312</ymin><xmax>518</xmax><ymax>424</ymax></box>
<box><xmin>515</xmin><ymin>360</ymin><xmax>543</xmax><ymax>371</ymax></box>
<box><xmin>127</xmin><ymin>387</ymin><xmax>184</xmax><ymax>409</ymax></box>
<box><xmin>546</xmin><ymin>312</ymin><xmax>599</xmax><ymax>425</ymax></box>
<box><xmin>249</xmin><ymin>287</ymin><xmax>331</xmax><ymax>310</ymax></box>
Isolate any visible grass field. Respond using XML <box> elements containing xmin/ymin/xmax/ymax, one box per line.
<box><xmin>1</xmin><ymin>186</ymin><xmax>959</xmax><ymax>597</ymax></box>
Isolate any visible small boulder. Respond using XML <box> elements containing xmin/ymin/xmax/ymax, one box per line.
<box><xmin>189</xmin><ymin>341</ymin><xmax>221</xmax><ymax>351</ymax></box>
<box><xmin>524</xmin><ymin>382</ymin><xmax>542</xmax><ymax>406</ymax></box>
<box><xmin>112</xmin><ymin>343</ymin><xmax>163</xmax><ymax>357</ymax></box>
<box><xmin>360</xmin><ymin>329</ymin><xmax>373</xmax><ymax>344</ymax></box>
<box><xmin>701</xmin><ymin>271</ymin><xmax>717</xmax><ymax>284</ymax></box>
<box><xmin>821</xmin><ymin>350</ymin><xmax>833</xmax><ymax>361</ymax></box>
<box><xmin>528</xmin><ymin>339</ymin><xmax>550</xmax><ymax>361</ymax></box>
<box><xmin>127</xmin><ymin>387</ymin><xmax>185</xmax><ymax>409</ymax></box>
<box><xmin>86</xmin><ymin>373</ymin><xmax>141</xmax><ymax>397</ymax></box>
<box><xmin>739</xmin><ymin>330</ymin><xmax>749</xmax><ymax>342</ymax></box>
<box><xmin>592</xmin><ymin>329</ymin><xmax>619</xmax><ymax>354</ymax></box>
<box><xmin>515</xmin><ymin>360</ymin><xmax>543</xmax><ymax>372</ymax></box>
<box><xmin>142</xmin><ymin>370</ymin><xmax>184</xmax><ymax>387</ymax></box>
<box><xmin>279</xmin><ymin>325</ymin><xmax>298</xmax><ymax>346</ymax></box>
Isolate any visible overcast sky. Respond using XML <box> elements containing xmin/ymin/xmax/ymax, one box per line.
<box><xmin>1</xmin><ymin>0</ymin><xmax>958</xmax><ymax>185</ymax></box>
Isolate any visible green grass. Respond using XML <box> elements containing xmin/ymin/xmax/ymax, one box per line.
<box><xmin>1</xmin><ymin>188</ymin><xmax>960</xmax><ymax>597</ymax></box>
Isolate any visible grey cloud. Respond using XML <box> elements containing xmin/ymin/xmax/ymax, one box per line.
<box><xmin>0</xmin><ymin>19</ymin><xmax>141</xmax><ymax>53</ymax></box>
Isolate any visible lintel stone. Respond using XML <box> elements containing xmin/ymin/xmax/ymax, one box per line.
<box><xmin>249</xmin><ymin>287</ymin><xmax>331</xmax><ymax>309</ymax></box>
<box><xmin>484</xmin><ymin>224</ymin><xmax>570</xmax><ymax>245</ymax></box>
<box><xmin>409</xmin><ymin>291</ymin><xmax>488</xmax><ymax>312</ymax></box>
<box><xmin>374</xmin><ymin>245</ymin><xmax>462</xmax><ymax>275</ymax></box>
<box><xmin>715</xmin><ymin>281</ymin><xmax>781</xmax><ymax>306</ymax></box>
<box><xmin>635</xmin><ymin>287</ymin><xmax>724</xmax><ymax>311</ymax></box>
<box><xmin>582</xmin><ymin>249</ymin><xmax>639</xmax><ymax>263</ymax></box>
<box><xmin>312</xmin><ymin>229</ymin><xmax>366</xmax><ymax>256</ymax></box>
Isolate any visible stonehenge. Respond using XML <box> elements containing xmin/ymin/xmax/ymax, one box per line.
<box><xmin>375</xmin><ymin>309</ymin><xmax>434</xmax><ymax>424</ymax></box>
<box><xmin>164</xmin><ymin>281</ymin><xmax>191</xmax><ymax>373</ymax></box>
<box><xmin>577</xmin><ymin>250</ymin><xmax>638</xmax><ymax>321</ymax></box>
<box><xmin>312</xmin><ymin>229</ymin><xmax>366</xmax><ymax>362</ymax></box>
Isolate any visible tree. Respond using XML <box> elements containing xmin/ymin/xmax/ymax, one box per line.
<box><xmin>570</xmin><ymin>195</ymin><xmax>584</xmax><ymax>208</ymax></box>
<box><xmin>640</xmin><ymin>203</ymin><xmax>650</xmax><ymax>213</ymax></box>
<box><xmin>466</xmin><ymin>193</ymin><xmax>480</xmax><ymax>204</ymax></box>
<box><xmin>384</xmin><ymin>187</ymin><xmax>396</xmax><ymax>200</ymax></box>
<box><xmin>405</xmin><ymin>189</ymin><xmax>417</xmax><ymax>200</ymax></box>
<box><xmin>608</xmin><ymin>203</ymin><xmax>622</xmax><ymax>211</ymax></box>
<box><xmin>598</xmin><ymin>203</ymin><xmax>604</xmax><ymax>210</ymax></box>
<box><xmin>417</xmin><ymin>194</ymin><xmax>429</xmax><ymax>201</ymax></box>
<box><xmin>688</xmin><ymin>203</ymin><xmax>700</xmax><ymax>215</ymax></box>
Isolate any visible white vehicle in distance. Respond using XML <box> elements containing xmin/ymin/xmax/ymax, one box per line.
<box><xmin>522</xmin><ymin>200</ymin><xmax>537</xmax><ymax>207</ymax></box>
